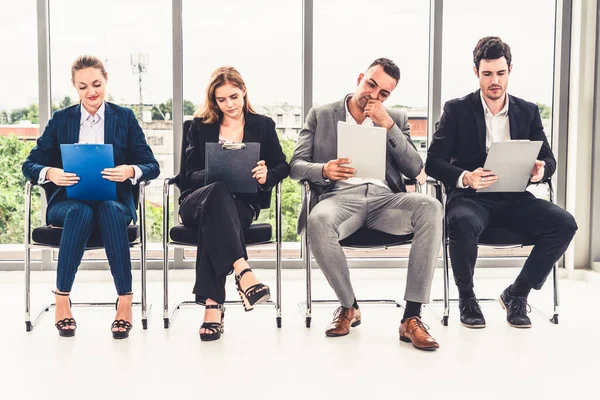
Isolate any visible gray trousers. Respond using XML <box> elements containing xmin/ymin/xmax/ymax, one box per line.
<box><xmin>307</xmin><ymin>184</ymin><xmax>443</xmax><ymax>308</ymax></box>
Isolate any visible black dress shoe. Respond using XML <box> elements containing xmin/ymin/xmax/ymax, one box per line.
<box><xmin>499</xmin><ymin>287</ymin><xmax>532</xmax><ymax>328</ymax></box>
<box><xmin>459</xmin><ymin>297</ymin><xmax>486</xmax><ymax>328</ymax></box>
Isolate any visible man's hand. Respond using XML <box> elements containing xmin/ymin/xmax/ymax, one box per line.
<box><xmin>252</xmin><ymin>160</ymin><xmax>268</xmax><ymax>185</ymax></box>
<box><xmin>47</xmin><ymin>168</ymin><xmax>79</xmax><ymax>186</ymax></box>
<box><xmin>416</xmin><ymin>168</ymin><xmax>427</xmax><ymax>186</ymax></box>
<box><xmin>530</xmin><ymin>160</ymin><xmax>545</xmax><ymax>183</ymax></box>
<box><xmin>364</xmin><ymin>99</ymin><xmax>394</xmax><ymax>130</ymax></box>
<box><xmin>463</xmin><ymin>167</ymin><xmax>498</xmax><ymax>189</ymax></box>
<box><xmin>322</xmin><ymin>158</ymin><xmax>355</xmax><ymax>181</ymax></box>
<box><xmin>101</xmin><ymin>165</ymin><xmax>135</xmax><ymax>182</ymax></box>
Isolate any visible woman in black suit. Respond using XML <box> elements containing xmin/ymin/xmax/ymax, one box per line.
<box><xmin>179</xmin><ymin>66</ymin><xmax>290</xmax><ymax>341</ymax></box>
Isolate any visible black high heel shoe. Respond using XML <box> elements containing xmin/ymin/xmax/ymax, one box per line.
<box><xmin>235</xmin><ymin>268</ymin><xmax>271</xmax><ymax>312</ymax></box>
<box><xmin>53</xmin><ymin>290</ymin><xmax>76</xmax><ymax>337</ymax></box>
<box><xmin>199</xmin><ymin>304</ymin><xmax>225</xmax><ymax>342</ymax></box>
<box><xmin>112</xmin><ymin>293</ymin><xmax>133</xmax><ymax>340</ymax></box>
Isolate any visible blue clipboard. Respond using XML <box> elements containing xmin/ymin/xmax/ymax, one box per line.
<box><xmin>205</xmin><ymin>142</ymin><xmax>260</xmax><ymax>193</ymax></box>
<box><xmin>60</xmin><ymin>144</ymin><xmax>117</xmax><ymax>201</ymax></box>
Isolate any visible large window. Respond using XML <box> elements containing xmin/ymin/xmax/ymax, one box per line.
<box><xmin>49</xmin><ymin>0</ymin><xmax>173</xmax><ymax>260</ymax></box>
<box><xmin>442</xmin><ymin>0</ymin><xmax>556</xmax><ymax>119</ymax></box>
<box><xmin>0</xmin><ymin>0</ymin><xmax>41</xmax><ymax>259</ymax></box>
<box><xmin>314</xmin><ymin>1</ymin><xmax>430</xmax><ymax>161</ymax></box>
<box><xmin>314</xmin><ymin>0</ymin><xmax>430</xmax><ymax>258</ymax></box>
<box><xmin>183</xmin><ymin>0</ymin><xmax>303</xmax><ymax>258</ymax></box>
<box><xmin>442</xmin><ymin>0</ymin><xmax>556</xmax><ymax>257</ymax></box>
<box><xmin>0</xmin><ymin>1</ymin><xmax>570</xmax><ymax>267</ymax></box>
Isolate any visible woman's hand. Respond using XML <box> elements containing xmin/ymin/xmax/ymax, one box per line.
<box><xmin>251</xmin><ymin>160</ymin><xmax>268</xmax><ymax>185</ymax></box>
<box><xmin>47</xmin><ymin>168</ymin><xmax>79</xmax><ymax>186</ymax></box>
<box><xmin>102</xmin><ymin>165</ymin><xmax>135</xmax><ymax>182</ymax></box>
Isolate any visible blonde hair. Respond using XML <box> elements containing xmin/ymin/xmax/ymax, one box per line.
<box><xmin>71</xmin><ymin>55</ymin><xmax>108</xmax><ymax>82</ymax></box>
<box><xmin>194</xmin><ymin>66</ymin><xmax>255</xmax><ymax>123</ymax></box>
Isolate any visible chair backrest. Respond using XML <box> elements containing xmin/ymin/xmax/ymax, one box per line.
<box><xmin>174</xmin><ymin>119</ymin><xmax>194</xmax><ymax>190</ymax></box>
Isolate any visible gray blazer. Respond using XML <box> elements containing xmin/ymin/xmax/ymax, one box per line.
<box><xmin>290</xmin><ymin>96</ymin><xmax>423</xmax><ymax>234</ymax></box>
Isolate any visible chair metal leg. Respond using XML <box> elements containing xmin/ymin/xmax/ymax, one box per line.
<box><xmin>163</xmin><ymin>243</ymin><xmax>170</xmax><ymax>329</ymax></box>
<box><xmin>162</xmin><ymin>178</ymin><xmax>171</xmax><ymax>329</ymax></box>
<box><xmin>24</xmin><ymin>181</ymin><xmax>33</xmax><ymax>332</ymax></box>
<box><xmin>138</xmin><ymin>181</ymin><xmax>149</xmax><ymax>330</ymax></box>
<box><xmin>429</xmin><ymin>180</ymin><xmax>450</xmax><ymax>326</ymax></box>
<box><xmin>303</xmin><ymin>183</ymin><xmax>312</xmax><ymax>328</ymax></box>
<box><xmin>25</xmin><ymin>245</ymin><xmax>32</xmax><ymax>332</ymax></box>
<box><xmin>442</xmin><ymin>228</ymin><xmax>450</xmax><ymax>327</ymax></box>
<box><xmin>140</xmin><ymin>251</ymin><xmax>148</xmax><ymax>330</ymax></box>
<box><xmin>551</xmin><ymin>263</ymin><xmax>559</xmax><ymax>324</ymax></box>
<box><xmin>303</xmin><ymin>204</ymin><xmax>312</xmax><ymax>328</ymax></box>
<box><xmin>275</xmin><ymin>182</ymin><xmax>282</xmax><ymax>328</ymax></box>
<box><xmin>296</xmin><ymin>231</ymin><xmax>312</xmax><ymax>328</ymax></box>
<box><xmin>442</xmin><ymin>186</ymin><xmax>450</xmax><ymax>326</ymax></box>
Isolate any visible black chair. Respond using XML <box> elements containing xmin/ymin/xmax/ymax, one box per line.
<box><xmin>430</xmin><ymin>179</ymin><xmax>560</xmax><ymax>326</ymax></box>
<box><xmin>162</xmin><ymin>120</ymin><xmax>282</xmax><ymax>329</ymax></box>
<box><xmin>298</xmin><ymin>180</ymin><xmax>420</xmax><ymax>328</ymax></box>
<box><xmin>24</xmin><ymin>179</ymin><xmax>150</xmax><ymax>332</ymax></box>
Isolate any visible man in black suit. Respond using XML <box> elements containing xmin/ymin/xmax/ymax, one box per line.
<box><xmin>425</xmin><ymin>36</ymin><xmax>577</xmax><ymax>329</ymax></box>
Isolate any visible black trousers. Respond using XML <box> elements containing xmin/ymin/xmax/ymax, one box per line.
<box><xmin>179</xmin><ymin>182</ymin><xmax>254</xmax><ymax>304</ymax></box>
<box><xmin>446</xmin><ymin>191</ymin><xmax>578</xmax><ymax>292</ymax></box>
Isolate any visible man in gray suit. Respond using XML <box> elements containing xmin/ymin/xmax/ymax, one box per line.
<box><xmin>290</xmin><ymin>58</ymin><xmax>442</xmax><ymax>351</ymax></box>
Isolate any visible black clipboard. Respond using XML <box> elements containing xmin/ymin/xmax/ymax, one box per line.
<box><xmin>205</xmin><ymin>142</ymin><xmax>261</xmax><ymax>193</ymax></box>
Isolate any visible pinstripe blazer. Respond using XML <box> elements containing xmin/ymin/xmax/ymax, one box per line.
<box><xmin>22</xmin><ymin>103</ymin><xmax>160</xmax><ymax>224</ymax></box>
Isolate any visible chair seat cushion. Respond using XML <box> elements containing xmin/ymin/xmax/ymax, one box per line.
<box><xmin>170</xmin><ymin>223</ymin><xmax>273</xmax><ymax>246</ymax></box>
<box><xmin>479</xmin><ymin>227</ymin><xmax>536</xmax><ymax>246</ymax></box>
<box><xmin>339</xmin><ymin>228</ymin><xmax>414</xmax><ymax>248</ymax></box>
<box><xmin>32</xmin><ymin>225</ymin><xmax>140</xmax><ymax>248</ymax></box>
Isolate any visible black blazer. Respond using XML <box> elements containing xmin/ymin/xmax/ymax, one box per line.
<box><xmin>180</xmin><ymin>112</ymin><xmax>290</xmax><ymax>214</ymax></box>
<box><xmin>425</xmin><ymin>90</ymin><xmax>555</xmax><ymax>193</ymax></box>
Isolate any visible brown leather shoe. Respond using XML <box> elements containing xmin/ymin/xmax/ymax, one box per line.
<box><xmin>325</xmin><ymin>306</ymin><xmax>361</xmax><ymax>337</ymax></box>
<box><xmin>399</xmin><ymin>316</ymin><xmax>439</xmax><ymax>351</ymax></box>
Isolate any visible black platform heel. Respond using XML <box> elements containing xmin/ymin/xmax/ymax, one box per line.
<box><xmin>53</xmin><ymin>290</ymin><xmax>76</xmax><ymax>337</ymax></box>
<box><xmin>112</xmin><ymin>293</ymin><xmax>133</xmax><ymax>340</ymax></box>
<box><xmin>200</xmin><ymin>304</ymin><xmax>225</xmax><ymax>342</ymax></box>
<box><xmin>235</xmin><ymin>268</ymin><xmax>271</xmax><ymax>312</ymax></box>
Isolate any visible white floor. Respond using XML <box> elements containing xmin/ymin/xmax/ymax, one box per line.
<box><xmin>1</xmin><ymin>267</ymin><xmax>599</xmax><ymax>400</ymax></box>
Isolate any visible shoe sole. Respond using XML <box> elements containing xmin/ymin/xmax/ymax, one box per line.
<box><xmin>498</xmin><ymin>297</ymin><xmax>532</xmax><ymax>329</ymax></box>
<box><xmin>399</xmin><ymin>335</ymin><xmax>439</xmax><ymax>351</ymax></box>
<box><xmin>200</xmin><ymin>334</ymin><xmax>222</xmax><ymax>342</ymax></box>
<box><xmin>325</xmin><ymin>319</ymin><xmax>361</xmax><ymax>337</ymax></box>
<box><xmin>112</xmin><ymin>331</ymin><xmax>130</xmax><ymax>339</ymax></box>
<box><xmin>461</xmin><ymin>322</ymin><xmax>486</xmax><ymax>329</ymax></box>
<box><xmin>238</xmin><ymin>290</ymin><xmax>271</xmax><ymax>312</ymax></box>
<box><xmin>58</xmin><ymin>329</ymin><xmax>76</xmax><ymax>337</ymax></box>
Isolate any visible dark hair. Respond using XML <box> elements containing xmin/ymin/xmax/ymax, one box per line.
<box><xmin>368</xmin><ymin>57</ymin><xmax>401</xmax><ymax>82</ymax></box>
<box><xmin>473</xmin><ymin>36</ymin><xmax>512</xmax><ymax>71</ymax></box>
<box><xmin>71</xmin><ymin>55</ymin><xmax>108</xmax><ymax>82</ymax></box>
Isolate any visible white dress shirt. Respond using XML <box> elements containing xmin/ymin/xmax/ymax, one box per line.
<box><xmin>333</xmin><ymin>95</ymin><xmax>390</xmax><ymax>191</ymax></box>
<box><xmin>39</xmin><ymin>102</ymin><xmax>142</xmax><ymax>185</ymax></box>
<box><xmin>457</xmin><ymin>92</ymin><xmax>511</xmax><ymax>188</ymax></box>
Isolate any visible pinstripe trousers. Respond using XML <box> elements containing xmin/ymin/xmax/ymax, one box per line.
<box><xmin>47</xmin><ymin>199</ymin><xmax>133</xmax><ymax>295</ymax></box>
